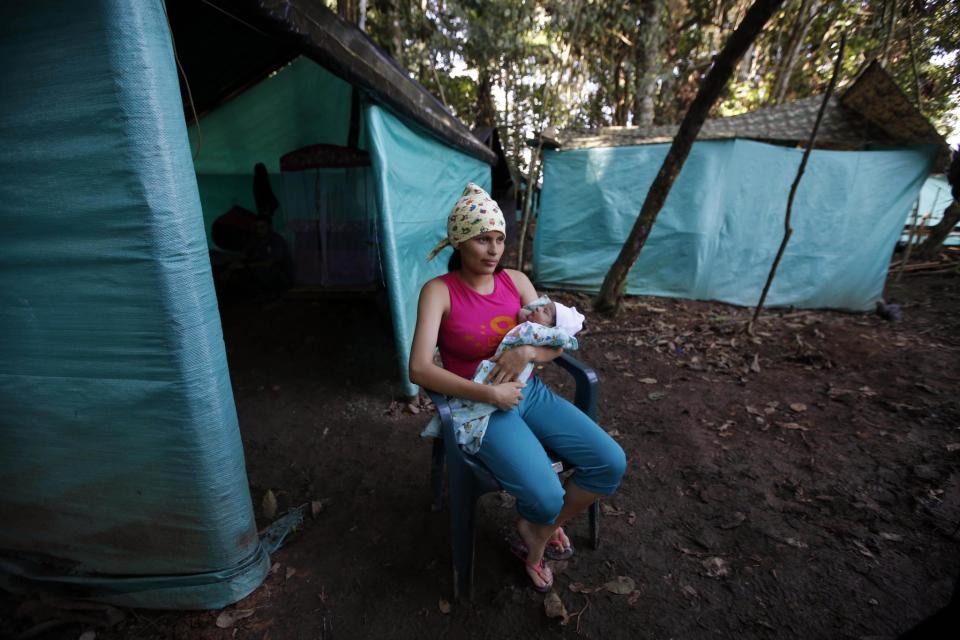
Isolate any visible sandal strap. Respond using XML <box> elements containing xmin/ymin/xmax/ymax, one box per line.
<box><xmin>526</xmin><ymin>559</ymin><xmax>551</xmax><ymax>583</ymax></box>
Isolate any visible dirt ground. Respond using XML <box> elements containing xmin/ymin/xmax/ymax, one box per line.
<box><xmin>5</xmin><ymin>270</ymin><xmax>960</xmax><ymax>640</ymax></box>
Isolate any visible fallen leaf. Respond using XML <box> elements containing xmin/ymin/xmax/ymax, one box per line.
<box><xmin>543</xmin><ymin>592</ymin><xmax>569</xmax><ymax>624</ymax></box>
<box><xmin>858</xmin><ymin>386</ymin><xmax>877</xmax><ymax>397</ymax></box>
<box><xmin>750</xmin><ymin>354</ymin><xmax>761</xmax><ymax>373</ymax></box>
<box><xmin>568</xmin><ymin>582</ymin><xmax>595</xmax><ymax>594</ymax></box>
<box><xmin>606</xmin><ymin>429</ymin><xmax>621</xmax><ymax>438</ymax></box>
<box><xmin>701</xmin><ymin>557</ymin><xmax>730</xmax><ymax>579</ymax></box>
<box><xmin>946</xmin><ymin>443</ymin><xmax>960</xmax><ymax>452</ymax></box>
<box><xmin>878</xmin><ymin>532</ymin><xmax>903</xmax><ymax>542</ymax></box>
<box><xmin>648</xmin><ymin>391</ymin><xmax>667</xmax><ymax>401</ymax></box>
<box><xmin>438</xmin><ymin>599</ymin><xmax>451</xmax><ymax>614</ymax></box>
<box><xmin>601</xmin><ymin>503</ymin><xmax>625</xmax><ymax>517</ymax></box>
<box><xmin>285</xmin><ymin>567</ymin><xmax>296</xmax><ymax>580</ymax></box>
<box><xmin>680</xmin><ymin>585</ymin><xmax>698</xmax><ymax>599</ymax></box>
<box><xmin>789</xmin><ymin>403</ymin><xmax>808</xmax><ymax>413</ymax></box>
<box><xmin>603</xmin><ymin>576</ymin><xmax>636</xmax><ymax>595</ymax></box>
<box><xmin>405</xmin><ymin>403</ymin><xmax>420</xmax><ymax>415</ymax></box>
<box><xmin>627</xmin><ymin>511</ymin><xmax>637</xmax><ymax>526</ymax></box>
<box><xmin>627</xmin><ymin>590</ymin><xmax>642</xmax><ymax>605</ymax></box>
<box><xmin>215</xmin><ymin>609</ymin><xmax>255</xmax><ymax>629</ymax></box>
<box><xmin>745</xmin><ymin>405</ymin><xmax>762</xmax><ymax>416</ymax></box>
<box><xmin>852</xmin><ymin>540</ymin><xmax>874</xmax><ymax>558</ymax></box>
<box><xmin>269</xmin><ymin>563</ymin><xmax>283</xmax><ymax>576</ymax></box>
<box><xmin>780</xmin><ymin>422</ymin><xmax>809</xmax><ymax>431</ymax></box>
<box><xmin>262</xmin><ymin>490</ymin><xmax>277</xmax><ymax>519</ymax></box>
<box><xmin>639</xmin><ymin>378</ymin><xmax>658</xmax><ymax>384</ymax></box>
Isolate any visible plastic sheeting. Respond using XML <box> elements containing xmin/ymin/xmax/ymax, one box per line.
<box><xmin>902</xmin><ymin>175</ymin><xmax>956</xmax><ymax>246</ymax></box>
<box><xmin>188</xmin><ymin>56</ymin><xmax>357</xmax><ymax>241</ymax></box>
<box><xmin>364</xmin><ymin>104</ymin><xmax>491</xmax><ymax>396</ymax></box>
<box><xmin>0</xmin><ymin>0</ymin><xmax>267</xmax><ymax>609</ymax></box>
<box><xmin>534</xmin><ymin>139</ymin><xmax>937</xmax><ymax>311</ymax></box>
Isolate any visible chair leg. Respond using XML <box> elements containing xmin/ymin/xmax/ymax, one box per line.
<box><xmin>448</xmin><ymin>476</ymin><xmax>480</xmax><ymax>600</ymax></box>
<box><xmin>430</xmin><ymin>438</ymin><xmax>445</xmax><ymax>512</ymax></box>
<box><xmin>589</xmin><ymin>500</ymin><xmax>600</xmax><ymax>549</ymax></box>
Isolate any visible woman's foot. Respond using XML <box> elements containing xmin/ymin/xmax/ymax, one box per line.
<box><xmin>515</xmin><ymin>518</ymin><xmax>555</xmax><ymax>591</ymax></box>
<box><xmin>546</xmin><ymin>526</ymin><xmax>574</xmax><ymax>560</ymax></box>
<box><xmin>524</xmin><ymin>558</ymin><xmax>554</xmax><ymax>592</ymax></box>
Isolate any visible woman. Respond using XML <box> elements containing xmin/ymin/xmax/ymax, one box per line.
<box><xmin>409</xmin><ymin>183</ymin><xmax>626</xmax><ymax>592</ymax></box>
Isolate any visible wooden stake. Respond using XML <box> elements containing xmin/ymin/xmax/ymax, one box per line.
<box><xmin>747</xmin><ymin>33</ymin><xmax>846</xmax><ymax>334</ymax></box>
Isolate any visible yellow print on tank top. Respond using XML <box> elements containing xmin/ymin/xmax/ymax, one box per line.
<box><xmin>469</xmin><ymin>314</ymin><xmax>516</xmax><ymax>353</ymax></box>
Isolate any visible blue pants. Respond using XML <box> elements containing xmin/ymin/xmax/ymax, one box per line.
<box><xmin>474</xmin><ymin>376</ymin><xmax>627</xmax><ymax>525</ymax></box>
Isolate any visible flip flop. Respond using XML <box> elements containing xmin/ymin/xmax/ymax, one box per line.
<box><xmin>546</xmin><ymin>526</ymin><xmax>575</xmax><ymax>560</ymax></box>
<box><xmin>508</xmin><ymin>543</ymin><xmax>554</xmax><ymax>592</ymax></box>
<box><xmin>507</xmin><ymin>527</ymin><xmax>574</xmax><ymax>561</ymax></box>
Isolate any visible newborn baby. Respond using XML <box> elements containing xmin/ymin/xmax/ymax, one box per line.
<box><xmin>421</xmin><ymin>296</ymin><xmax>585</xmax><ymax>454</ymax></box>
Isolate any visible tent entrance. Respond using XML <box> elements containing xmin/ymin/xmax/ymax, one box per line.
<box><xmin>280</xmin><ymin>144</ymin><xmax>381</xmax><ymax>290</ymax></box>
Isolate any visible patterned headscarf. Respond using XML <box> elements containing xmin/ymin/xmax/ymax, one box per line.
<box><xmin>426</xmin><ymin>183</ymin><xmax>506</xmax><ymax>262</ymax></box>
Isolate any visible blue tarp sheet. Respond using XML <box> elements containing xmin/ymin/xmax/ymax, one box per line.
<box><xmin>534</xmin><ymin>139</ymin><xmax>937</xmax><ymax>311</ymax></box>
<box><xmin>0</xmin><ymin>0</ymin><xmax>267</xmax><ymax>608</ymax></box>
<box><xmin>365</xmin><ymin>105</ymin><xmax>491</xmax><ymax>396</ymax></box>
<box><xmin>901</xmin><ymin>174</ymin><xmax>956</xmax><ymax>246</ymax></box>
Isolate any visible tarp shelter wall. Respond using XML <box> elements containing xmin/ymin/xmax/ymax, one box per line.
<box><xmin>187</xmin><ymin>57</ymin><xmax>360</xmax><ymax>242</ymax></box>
<box><xmin>365</xmin><ymin>105</ymin><xmax>492</xmax><ymax>396</ymax></box>
<box><xmin>534</xmin><ymin>140</ymin><xmax>937</xmax><ymax>311</ymax></box>
<box><xmin>0</xmin><ymin>0</ymin><xmax>267</xmax><ymax>608</ymax></box>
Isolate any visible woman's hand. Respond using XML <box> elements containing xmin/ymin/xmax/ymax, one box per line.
<box><xmin>486</xmin><ymin>346</ymin><xmax>533</xmax><ymax>384</ymax></box>
<box><xmin>488</xmin><ymin>381</ymin><xmax>526</xmax><ymax>411</ymax></box>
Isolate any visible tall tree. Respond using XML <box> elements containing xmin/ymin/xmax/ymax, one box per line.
<box><xmin>594</xmin><ymin>0</ymin><xmax>787</xmax><ymax>314</ymax></box>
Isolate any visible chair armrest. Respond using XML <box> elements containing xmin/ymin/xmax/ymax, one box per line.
<box><xmin>553</xmin><ymin>352</ymin><xmax>599</xmax><ymax>420</ymax></box>
<box><xmin>425</xmin><ymin>389</ymin><xmax>454</xmax><ymax>436</ymax></box>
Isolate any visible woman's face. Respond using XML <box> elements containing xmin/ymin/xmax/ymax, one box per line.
<box><xmin>458</xmin><ymin>231</ymin><xmax>505</xmax><ymax>274</ymax></box>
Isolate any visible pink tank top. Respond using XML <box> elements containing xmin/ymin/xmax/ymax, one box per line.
<box><xmin>437</xmin><ymin>270</ymin><xmax>521</xmax><ymax>379</ymax></box>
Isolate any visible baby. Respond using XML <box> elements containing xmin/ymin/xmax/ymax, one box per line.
<box><xmin>421</xmin><ymin>296</ymin><xmax>585</xmax><ymax>454</ymax></box>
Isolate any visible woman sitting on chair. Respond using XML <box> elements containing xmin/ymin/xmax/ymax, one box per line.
<box><xmin>409</xmin><ymin>183</ymin><xmax>627</xmax><ymax>592</ymax></box>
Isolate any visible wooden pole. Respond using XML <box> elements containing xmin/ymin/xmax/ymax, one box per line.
<box><xmin>897</xmin><ymin>202</ymin><xmax>923</xmax><ymax>282</ymax></box>
<box><xmin>747</xmin><ymin>33</ymin><xmax>846</xmax><ymax>333</ymax></box>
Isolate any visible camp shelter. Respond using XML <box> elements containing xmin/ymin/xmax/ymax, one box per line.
<box><xmin>0</xmin><ymin>0</ymin><xmax>491</xmax><ymax>609</ymax></box>
<box><xmin>534</xmin><ymin>62</ymin><xmax>949</xmax><ymax>311</ymax></box>
<box><xmin>167</xmin><ymin>0</ymin><xmax>496</xmax><ymax>395</ymax></box>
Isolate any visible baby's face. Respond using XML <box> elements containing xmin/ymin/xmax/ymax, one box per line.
<box><xmin>520</xmin><ymin>303</ymin><xmax>555</xmax><ymax>327</ymax></box>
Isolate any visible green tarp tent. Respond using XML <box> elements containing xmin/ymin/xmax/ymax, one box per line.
<box><xmin>0</xmin><ymin>0</ymin><xmax>491</xmax><ymax>609</ymax></box>
<box><xmin>535</xmin><ymin>63</ymin><xmax>948</xmax><ymax>311</ymax></box>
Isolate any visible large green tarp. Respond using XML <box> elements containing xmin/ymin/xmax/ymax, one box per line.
<box><xmin>534</xmin><ymin>139</ymin><xmax>936</xmax><ymax>311</ymax></box>
<box><xmin>365</xmin><ymin>104</ymin><xmax>491</xmax><ymax>396</ymax></box>
<box><xmin>0</xmin><ymin>0</ymin><xmax>267</xmax><ymax>608</ymax></box>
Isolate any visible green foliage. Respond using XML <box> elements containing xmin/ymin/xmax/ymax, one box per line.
<box><xmin>361</xmin><ymin>0</ymin><xmax>959</xmax><ymax>177</ymax></box>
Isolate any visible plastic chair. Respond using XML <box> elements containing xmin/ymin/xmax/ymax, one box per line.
<box><xmin>426</xmin><ymin>352</ymin><xmax>602</xmax><ymax>600</ymax></box>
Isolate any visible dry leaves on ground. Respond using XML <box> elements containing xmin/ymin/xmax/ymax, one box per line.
<box><xmin>543</xmin><ymin>592</ymin><xmax>569</xmax><ymax>624</ymax></box>
<box><xmin>215</xmin><ymin>609</ymin><xmax>255</xmax><ymax>629</ymax></box>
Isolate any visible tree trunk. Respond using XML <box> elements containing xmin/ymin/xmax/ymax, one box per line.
<box><xmin>633</xmin><ymin>0</ymin><xmax>660</xmax><ymax>126</ymax></box>
<box><xmin>915</xmin><ymin>201</ymin><xmax>960</xmax><ymax>259</ymax></box>
<box><xmin>594</xmin><ymin>0</ymin><xmax>787</xmax><ymax>315</ymax></box>
<box><xmin>771</xmin><ymin>0</ymin><xmax>820</xmax><ymax>105</ymax></box>
<box><xmin>475</xmin><ymin>68</ymin><xmax>497</xmax><ymax>129</ymax></box>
